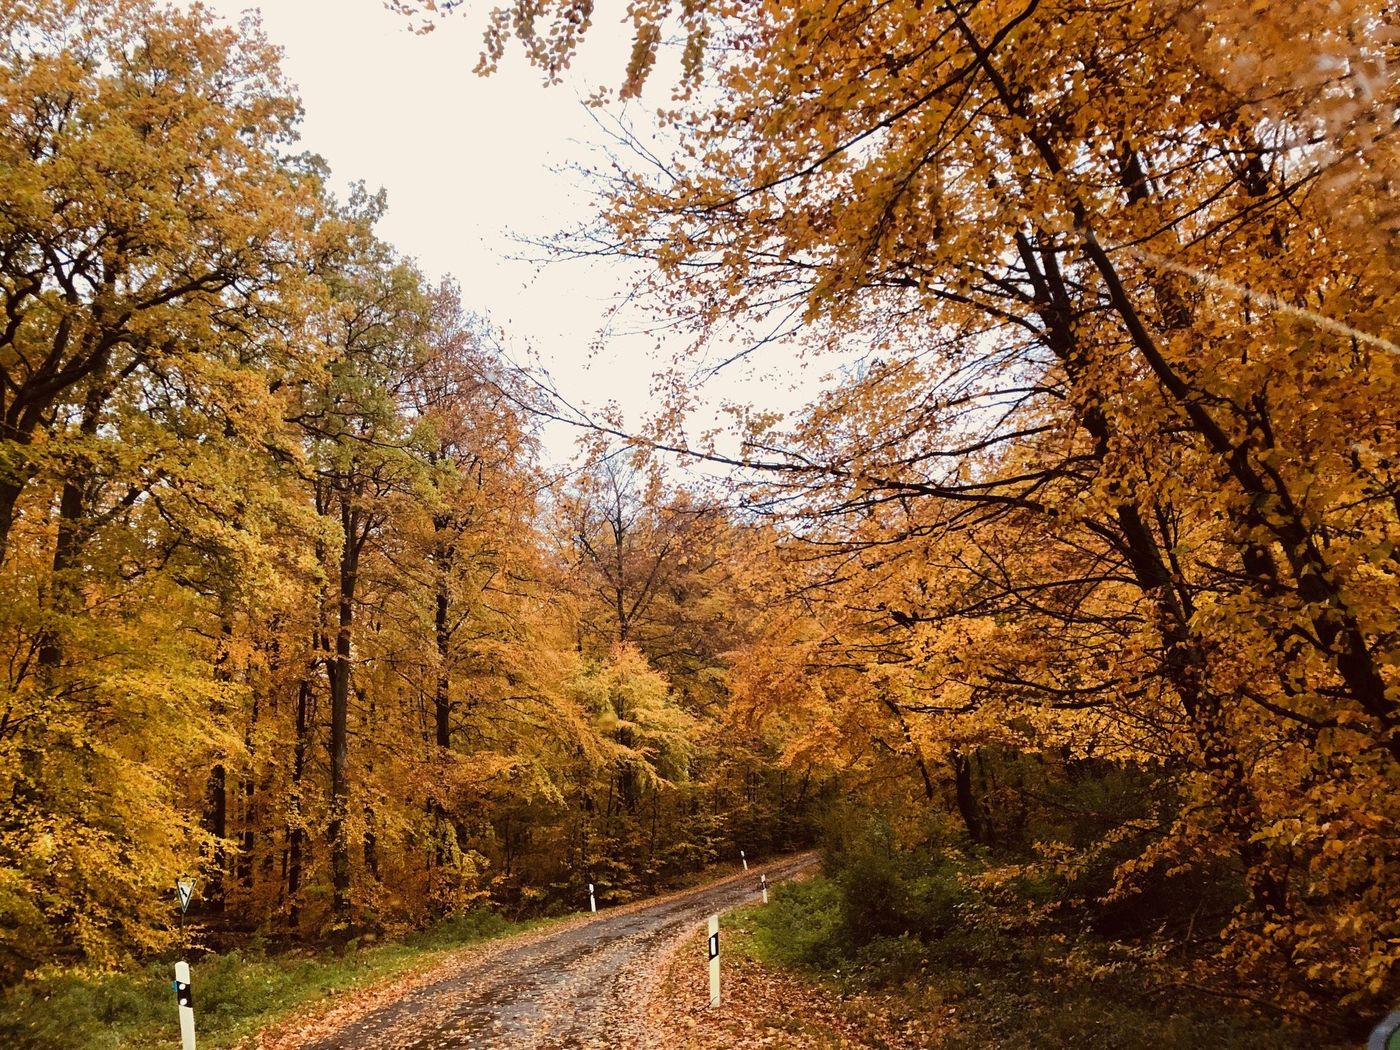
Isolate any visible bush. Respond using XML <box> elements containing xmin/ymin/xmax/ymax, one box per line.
<box><xmin>741</xmin><ymin>807</ymin><xmax>1342</xmax><ymax>1048</ymax></box>
<box><xmin>851</xmin><ymin>934</ymin><xmax>929</xmax><ymax>984</ymax></box>
<box><xmin>834</xmin><ymin>844</ymin><xmax>966</xmax><ymax>946</ymax></box>
<box><xmin>0</xmin><ymin>966</ymin><xmax>168</xmax><ymax>1050</ymax></box>
<box><xmin>401</xmin><ymin>908</ymin><xmax>514</xmax><ymax>950</ymax></box>
<box><xmin>817</xmin><ymin>809</ymin><xmax>971</xmax><ymax>953</ymax></box>
<box><xmin>749</xmin><ymin>876</ymin><xmax>847</xmax><ymax>972</ymax></box>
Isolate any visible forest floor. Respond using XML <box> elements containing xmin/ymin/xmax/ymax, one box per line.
<box><xmin>253</xmin><ymin>852</ymin><xmax>819</xmax><ymax>1049</ymax></box>
<box><xmin>642</xmin><ymin>915</ymin><xmax>936</xmax><ymax>1049</ymax></box>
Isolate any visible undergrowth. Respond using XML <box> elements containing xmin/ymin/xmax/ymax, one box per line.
<box><xmin>0</xmin><ymin>909</ymin><xmax>547</xmax><ymax>1050</ymax></box>
<box><xmin>737</xmin><ymin>820</ymin><xmax>1355</xmax><ymax>1050</ymax></box>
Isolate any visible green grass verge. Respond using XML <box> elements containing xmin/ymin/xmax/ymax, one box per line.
<box><xmin>732</xmin><ymin>876</ymin><xmax>1345</xmax><ymax>1050</ymax></box>
<box><xmin>0</xmin><ymin>910</ymin><xmax>561</xmax><ymax>1050</ymax></box>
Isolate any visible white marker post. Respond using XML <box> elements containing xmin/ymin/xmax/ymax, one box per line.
<box><xmin>173</xmin><ymin>960</ymin><xmax>196</xmax><ymax>1050</ymax></box>
<box><xmin>740</xmin><ymin>850</ymin><xmax>748</xmax><ymax>872</ymax></box>
<box><xmin>707</xmin><ymin>914</ymin><xmax>721</xmax><ymax>1008</ymax></box>
<box><xmin>760</xmin><ymin>873</ymin><xmax>768</xmax><ymax>904</ymax></box>
<box><xmin>588</xmin><ymin>882</ymin><xmax>597</xmax><ymax>913</ymax></box>
<box><xmin>173</xmin><ymin>877</ymin><xmax>197</xmax><ymax>1049</ymax></box>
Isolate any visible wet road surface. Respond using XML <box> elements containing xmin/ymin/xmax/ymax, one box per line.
<box><xmin>297</xmin><ymin>853</ymin><xmax>817</xmax><ymax>1049</ymax></box>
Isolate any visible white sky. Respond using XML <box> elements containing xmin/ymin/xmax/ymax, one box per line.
<box><xmin>201</xmin><ymin>0</ymin><xmax>836</xmax><ymax>469</ymax></box>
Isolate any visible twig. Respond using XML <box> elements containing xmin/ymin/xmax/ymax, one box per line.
<box><xmin>1157</xmin><ymin>980</ymin><xmax>1341</xmax><ymax>1032</ymax></box>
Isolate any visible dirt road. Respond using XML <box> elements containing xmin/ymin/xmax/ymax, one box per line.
<box><xmin>291</xmin><ymin>853</ymin><xmax>817</xmax><ymax>1050</ymax></box>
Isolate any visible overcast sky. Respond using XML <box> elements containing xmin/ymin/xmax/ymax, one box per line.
<box><xmin>199</xmin><ymin>0</ymin><xmax>833</xmax><ymax>470</ymax></box>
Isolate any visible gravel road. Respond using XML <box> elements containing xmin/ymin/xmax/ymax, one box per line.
<box><xmin>296</xmin><ymin>853</ymin><xmax>818</xmax><ymax>1050</ymax></box>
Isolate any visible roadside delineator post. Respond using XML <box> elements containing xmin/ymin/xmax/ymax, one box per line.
<box><xmin>589</xmin><ymin>882</ymin><xmax>597</xmax><ymax>913</ymax></box>
<box><xmin>174</xmin><ymin>877</ymin><xmax>196</xmax><ymax>1050</ymax></box>
<box><xmin>173</xmin><ymin>959</ymin><xmax>196</xmax><ymax>1050</ymax></box>
<box><xmin>740</xmin><ymin>849</ymin><xmax>748</xmax><ymax>871</ymax></box>
<box><xmin>707</xmin><ymin>914</ymin><xmax>721</xmax><ymax>1007</ymax></box>
<box><xmin>760</xmin><ymin>873</ymin><xmax>768</xmax><ymax>904</ymax></box>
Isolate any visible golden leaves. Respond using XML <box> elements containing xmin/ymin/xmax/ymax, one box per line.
<box><xmin>549</xmin><ymin>0</ymin><xmax>1400</xmax><ymax>1014</ymax></box>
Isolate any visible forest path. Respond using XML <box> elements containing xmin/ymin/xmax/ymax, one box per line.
<box><xmin>280</xmin><ymin>853</ymin><xmax>817</xmax><ymax>1050</ymax></box>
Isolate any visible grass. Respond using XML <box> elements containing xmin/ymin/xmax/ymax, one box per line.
<box><xmin>731</xmin><ymin>875</ymin><xmax>1348</xmax><ymax>1050</ymax></box>
<box><xmin>0</xmin><ymin>909</ymin><xmax>562</xmax><ymax>1050</ymax></box>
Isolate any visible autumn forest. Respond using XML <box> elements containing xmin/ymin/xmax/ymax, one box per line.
<box><xmin>0</xmin><ymin>0</ymin><xmax>1396</xmax><ymax>1046</ymax></box>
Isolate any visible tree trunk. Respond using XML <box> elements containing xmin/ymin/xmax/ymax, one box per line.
<box><xmin>1012</xmin><ymin>225</ymin><xmax>1289</xmax><ymax>915</ymax></box>
<box><xmin>326</xmin><ymin>492</ymin><xmax>366</xmax><ymax>923</ymax></box>
<box><xmin>202</xmin><ymin>764</ymin><xmax>227</xmax><ymax>913</ymax></box>
<box><xmin>286</xmin><ymin>676</ymin><xmax>312</xmax><ymax>929</ymax></box>
<box><xmin>0</xmin><ymin>477</ymin><xmax>23</xmax><ymax>564</ymax></box>
<box><xmin>237</xmin><ymin>692</ymin><xmax>259</xmax><ymax>894</ymax></box>
<box><xmin>951</xmin><ymin>750</ymin><xmax>984</xmax><ymax>844</ymax></box>
<box><xmin>880</xmin><ymin>696</ymin><xmax>937</xmax><ymax>801</ymax></box>
<box><xmin>431</xmin><ymin>522</ymin><xmax>455</xmax><ymax>868</ymax></box>
<box><xmin>37</xmin><ymin>373</ymin><xmax>108</xmax><ymax>673</ymax></box>
<box><xmin>327</xmin><ymin>582</ymin><xmax>354</xmax><ymax>920</ymax></box>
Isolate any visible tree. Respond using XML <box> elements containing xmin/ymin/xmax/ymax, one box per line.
<box><xmin>0</xmin><ymin>0</ymin><xmax>318</xmax><ymax>975</ymax></box>
<box><xmin>0</xmin><ymin>0</ymin><xmax>306</xmax><ymax>560</ymax></box>
<box><xmin>292</xmin><ymin>192</ymin><xmax>436</xmax><ymax>921</ymax></box>
<box><xmin>419</xmin><ymin>0</ymin><xmax>1399</xmax><ymax>1013</ymax></box>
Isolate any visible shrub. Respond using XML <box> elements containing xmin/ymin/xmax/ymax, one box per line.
<box><xmin>749</xmin><ymin>876</ymin><xmax>846</xmax><ymax>972</ymax></box>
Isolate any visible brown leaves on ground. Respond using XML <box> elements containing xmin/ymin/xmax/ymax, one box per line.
<box><xmin>641</xmin><ymin>927</ymin><xmax>939</xmax><ymax>1049</ymax></box>
<box><xmin>245</xmin><ymin>915</ymin><xmax>593</xmax><ymax>1050</ymax></box>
